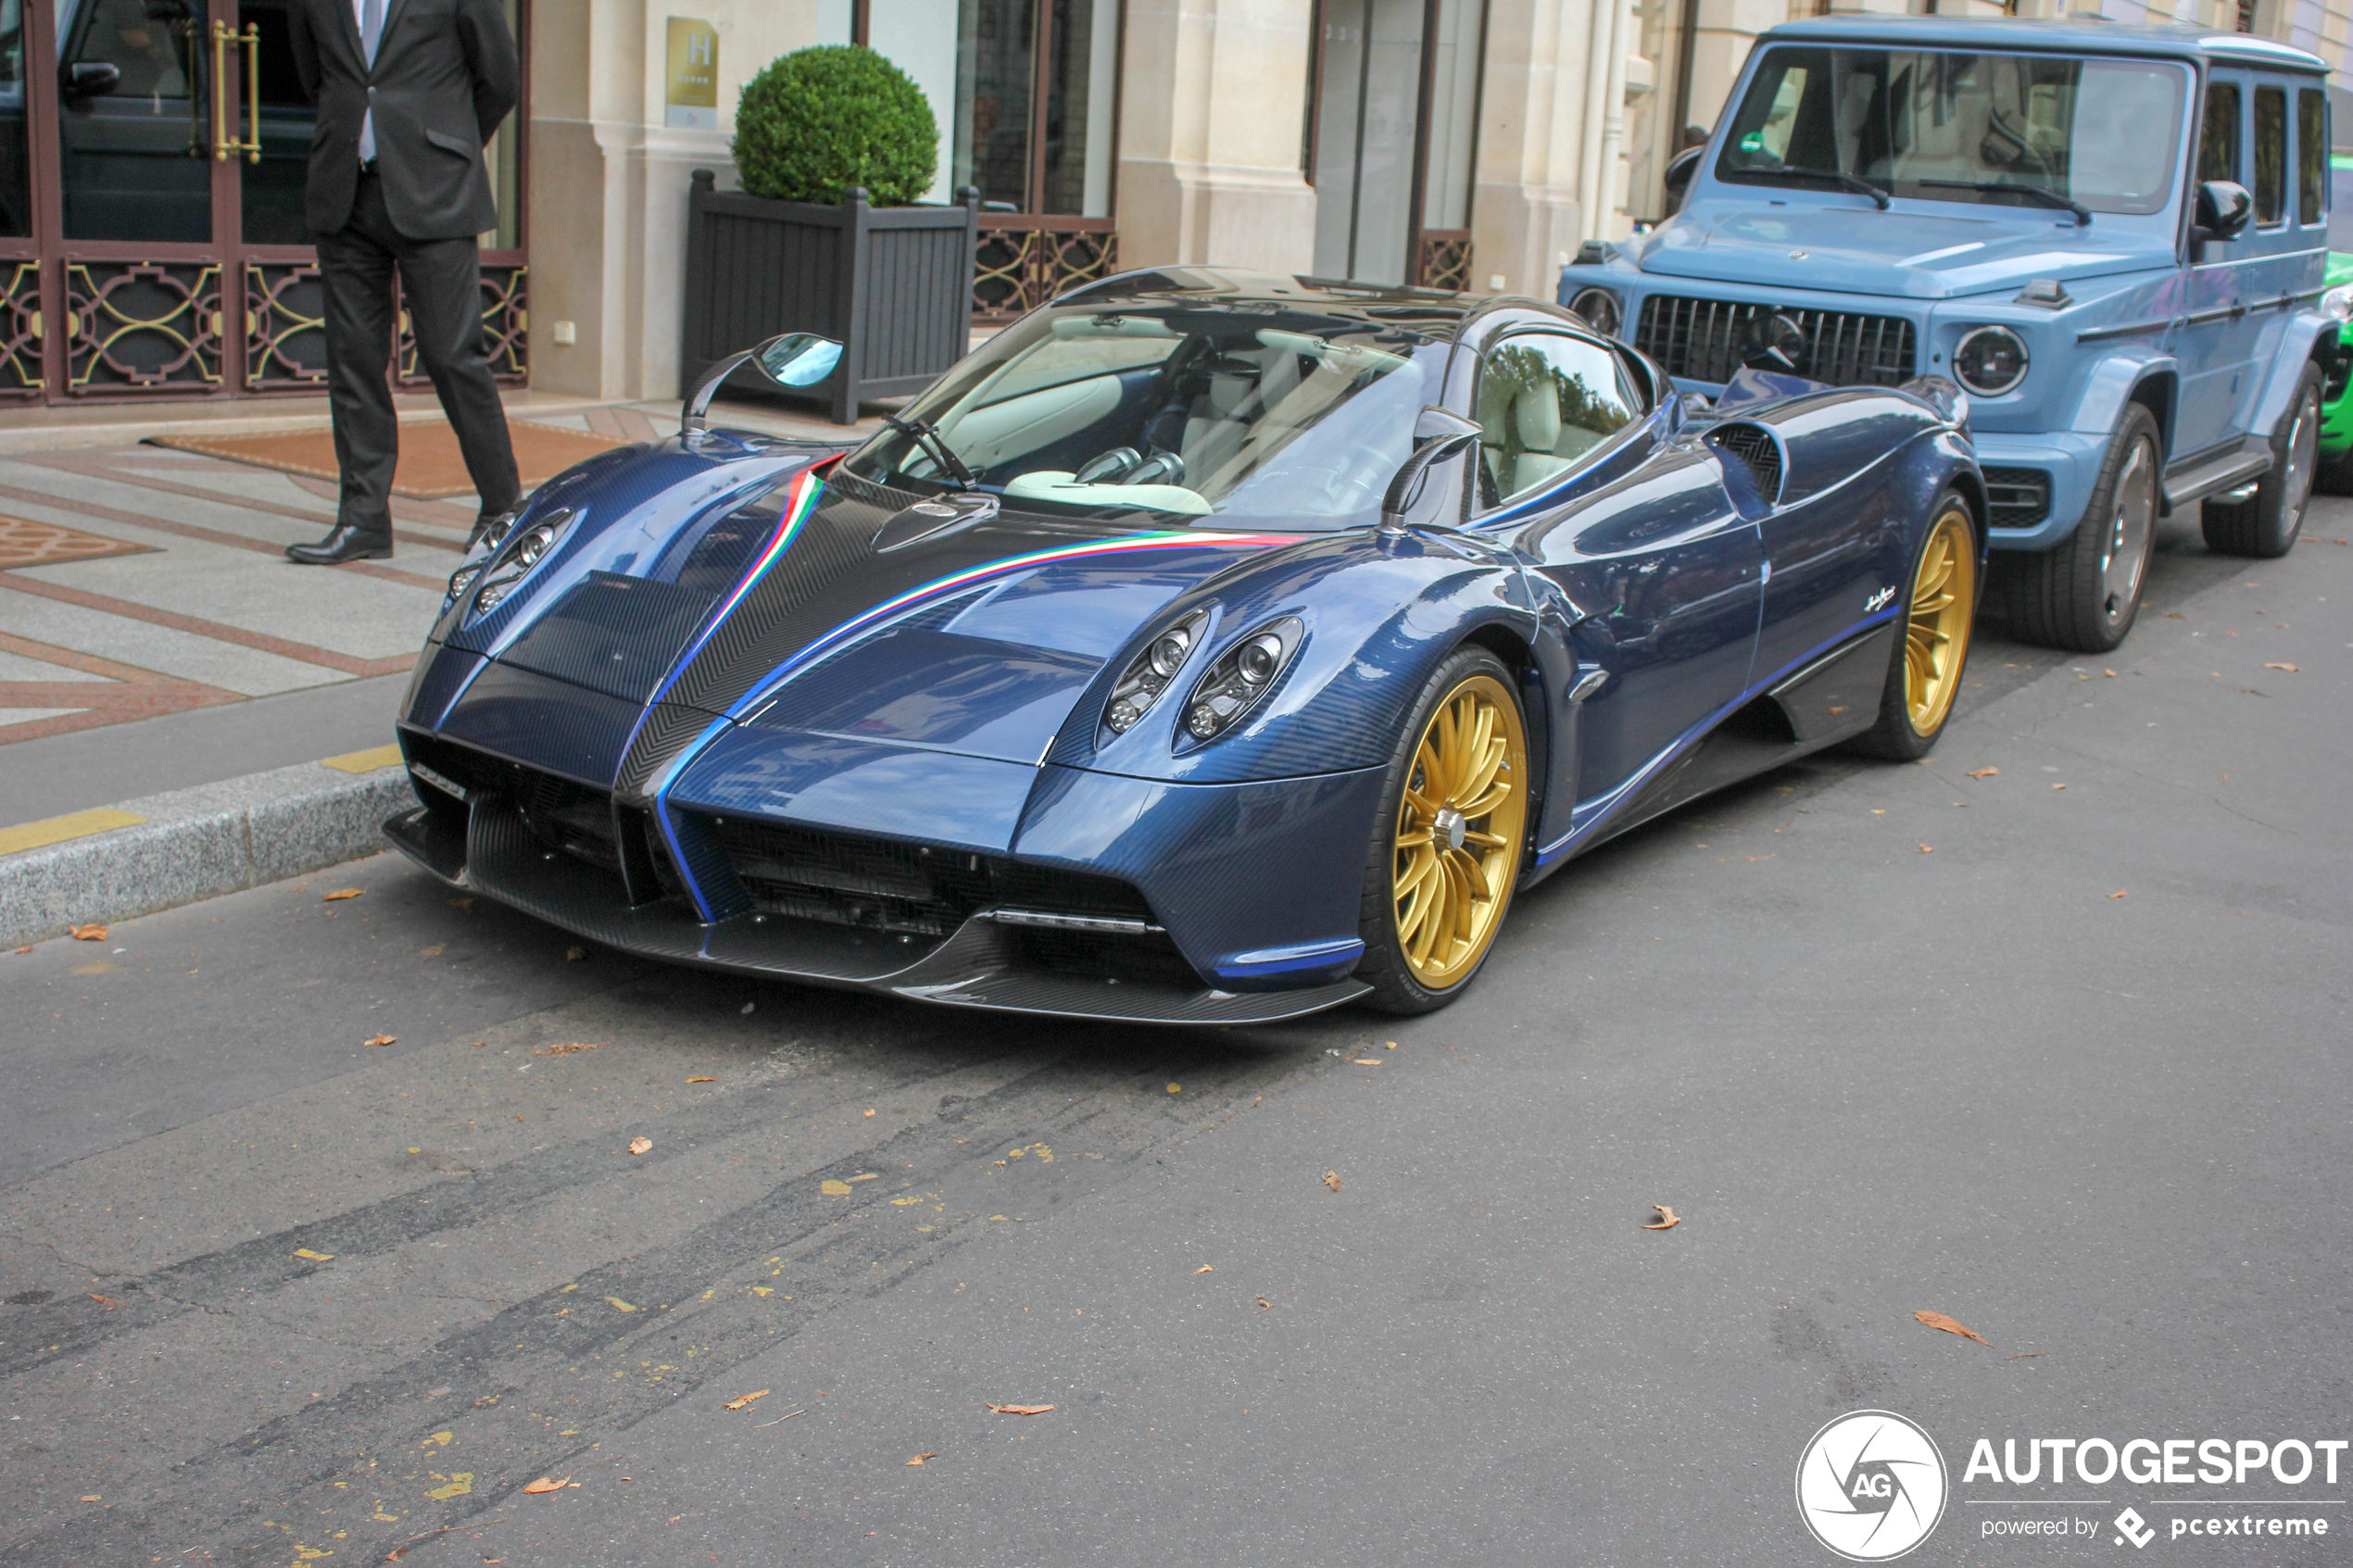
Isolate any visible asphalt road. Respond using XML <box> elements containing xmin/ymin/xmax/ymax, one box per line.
<box><xmin>4</xmin><ymin>507</ymin><xmax>2348</xmax><ymax>1568</ymax></box>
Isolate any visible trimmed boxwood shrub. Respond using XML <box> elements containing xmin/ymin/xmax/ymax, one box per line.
<box><xmin>732</xmin><ymin>44</ymin><xmax>938</xmax><ymax>208</ymax></box>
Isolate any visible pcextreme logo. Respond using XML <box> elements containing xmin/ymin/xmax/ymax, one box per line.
<box><xmin>1796</xmin><ymin>1410</ymin><xmax>1950</xmax><ymax>1562</ymax></box>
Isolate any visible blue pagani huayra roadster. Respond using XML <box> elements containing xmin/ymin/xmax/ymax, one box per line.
<box><xmin>387</xmin><ymin>268</ymin><xmax>1983</xmax><ymax>1022</ymax></box>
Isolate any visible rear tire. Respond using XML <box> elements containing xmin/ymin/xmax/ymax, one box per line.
<box><xmin>2004</xmin><ymin>403</ymin><xmax>2160</xmax><ymax>653</ymax></box>
<box><xmin>1848</xmin><ymin>492</ymin><xmax>1979</xmax><ymax>761</ymax></box>
<box><xmin>2202</xmin><ymin>360</ymin><xmax>2319</xmax><ymax>558</ymax></box>
<box><xmin>1354</xmin><ymin>647</ymin><xmax>1529</xmax><ymax>1016</ymax></box>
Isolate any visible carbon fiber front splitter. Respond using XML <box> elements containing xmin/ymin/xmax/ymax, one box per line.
<box><xmin>383</xmin><ymin>801</ymin><xmax>1368</xmax><ymax>1025</ymax></box>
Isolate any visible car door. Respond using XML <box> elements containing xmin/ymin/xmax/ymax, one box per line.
<box><xmin>2176</xmin><ymin>70</ymin><xmax>2270</xmax><ymax>458</ymax></box>
<box><xmin>1476</xmin><ymin>328</ymin><xmax>1764</xmax><ymax>804</ymax></box>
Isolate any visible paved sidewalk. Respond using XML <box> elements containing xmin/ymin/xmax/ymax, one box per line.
<box><xmin>0</xmin><ymin>394</ymin><xmax>881</xmax><ymax>843</ymax></box>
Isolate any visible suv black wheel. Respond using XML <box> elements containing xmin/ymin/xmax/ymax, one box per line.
<box><xmin>2202</xmin><ymin>361</ymin><xmax>2320</xmax><ymax>558</ymax></box>
<box><xmin>2005</xmin><ymin>403</ymin><xmax>2160</xmax><ymax>653</ymax></box>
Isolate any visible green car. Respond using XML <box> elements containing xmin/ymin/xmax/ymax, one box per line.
<box><xmin>2321</xmin><ymin>154</ymin><xmax>2353</xmax><ymax>492</ymax></box>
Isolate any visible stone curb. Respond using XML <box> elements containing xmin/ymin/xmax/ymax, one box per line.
<box><xmin>0</xmin><ymin>760</ymin><xmax>414</xmax><ymax>947</ymax></box>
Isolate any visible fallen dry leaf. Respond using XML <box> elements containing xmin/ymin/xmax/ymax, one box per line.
<box><xmin>1323</xmin><ymin>1171</ymin><xmax>1344</xmax><ymax>1192</ymax></box>
<box><xmin>565</xmin><ymin>945</ymin><xmax>585</xmax><ymax>960</ymax></box>
<box><xmin>820</xmin><ymin>1179</ymin><xmax>852</xmax><ymax>1196</ymax></box>
<box><xmin>418</xmin><ymin>944</ymin><xmax>445</xmax><ymax>957</ymax></box>
<box><xmin>1195</xmin><ymin>1264</ymin><xmax>1214</xmax><ymax>1273</ymax></box>
<box><xmin>363</xmin><ymin>1034</ymin><xmax>396</xmax><ymax>1047</ymax></box>
<box><xmin>78</xmin><ymin>1495</ymin><xmax>100</xmax><ymax>1503</ymax></box>
<box><xmin>722</xmin><ymin>1390</ymin><xmax>771</xmax><ymax>1411</ymax></box>
<box><xmin>906</xmin><ymin>1454</ymin><xmax>937</xmax><ymax>1466</ymax></box>
<box><xmin>292</xmin><ymin>1248</ymin><xmax>333</xmax><ymax>1261</ymax></box>
<box><xmin>387</xmin><ymin>1550</ymin><xmax>406</xmax><ymax>1562</ymax></box>
<box><xmin>2108</xmin><ymin>891</ymin><xmax>2129</xmax><ymax>899</ymax></box>
<box><xmin>1967</xmin><ymin>767</ymin><xmax>1998</xmax><ymax>779</ymax></box>
<box><xmin>520</xmin><ymin>1475</ymin><xmax>576</xmax><ymax>1494</ymax></box>
<box><xmin>604</xmin><ymin>1297</ymin><xmax>636</xmax><ymax>1312</ymax></box>
<box><xmin>686</xmin><ymin>1076</ymin><xmax>716</xmax><ymax>1084</ymax></box>
<box><xmin>13</xmin><ymin>946</ymin><xmax>30</xmax><ymax>954</ymax></box>
<box><xmin>322</xmin><ymin>888</ymin><xmax>363</xmax><ymax>901</ymax></box>
<box><xmin>87</xmin><ymin>1293</ymin><xmax>118</xmax><ymax>1306</ymax></box>
<box><xmin>1351</xmin><ymin>1057</ymin><xmax>1383</xmax><ymax>1065</ymax></box>
<box><xmin>863</xmin><ymin>1108</ymin><xmax>876</xmax><ymax>1117</ymax></box>
<box><xmin>1917</xmin><ymin>844</ymin><xmax>1934</xmax><ymax>854</ymax></box>
<box><xmin>533</xmin><ymin>1040</ymin><xmax>602</xmax><ymax>1056</ymax></box>
<box><xmin>627</xmin><ymin>1136</ymin><xmax>652</xmax><ymax>1156</ymax></box>
<box><xmin>848</xmin><ymin>1173</ymin><xmax>879</xmax><ymax>1182</ymax></box>
<box><xmin>1254</xmin><ymin>1296</ymin><xmax>1275</xmax><ymax>1312</ymax></box>
<box><xmin>2050</xmin><ymin>783</ymin><xmax>2067</xmax><ymax>790</ymax></box>
<box><xmin>2264</xmin><ymin>661</ymin><xmax>2299</xmax><ymax>671</ymax></box>
<box><xmin>69</xmin><ymin>924</ymin><xmax>107</xmax><ymax>941</ymax></box>
<box><xmin>987</xmin><ymin>1403</ymin><xmax>1055</xmax><ymax>1415</ymax></box>
<box><xmin>1913</xmin><ymin>1309</ymin><xmax>1991</xmax><ymax>1346</ymax></box>
<box><xmin>1641</xmin><ymin>1205</ymin><xmax>1680</xmax><ymax>1230</ymax></box>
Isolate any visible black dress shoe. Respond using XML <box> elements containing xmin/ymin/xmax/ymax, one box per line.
<box><xmin>285</xmin><ymin>522</ymin><xmax>393</xmax><ymax>565</ymax></box>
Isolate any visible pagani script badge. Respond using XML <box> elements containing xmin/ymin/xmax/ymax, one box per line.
<box><xmin>1865</xmin><ymin>583</ymin><xmax>1898</xmax><ymax>614</ymax></box>
<box><xmin>1796</xmin><ymin>1410</ymin><xmax>1949</xmax><ymax>1561</ymax></box>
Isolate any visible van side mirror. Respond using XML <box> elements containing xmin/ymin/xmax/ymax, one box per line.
<box><xmin>2194</xmin><ymin>180</ymin><xmax>2253</xmax><ymax>243</ymax></box>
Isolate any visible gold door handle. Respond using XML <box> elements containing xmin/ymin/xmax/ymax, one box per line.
<box><xmin>208</xmin><ymin>21</ymin><xmax>261</xmax><ymax>162</ymax></box>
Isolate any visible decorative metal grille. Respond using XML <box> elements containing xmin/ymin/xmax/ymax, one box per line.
<box><xmin>0</xmin><ymin>261</ymin><xmax>39</xmax><ymax>397</ymax></box>
<box><xmin>1416</xmin><ymin>230</ymin><xmax>1473</xmax><ymax>293</ymax></box>
<box><xmin>244</xmin><ymin>262</ymin><xmax>331</xmax><ymax>390</ymax></box>
<box><xmin>64</xmin><ymin>262</ymin><xmax>224</xmax><ymax>394</ymax></box>
<box><xmin>973</xmin><ymin>221</ymin><xmax>1117</xmax><ymax>320</ymax></box>
<box><xmin>397</xmin><ymin>263</ymin><xmax>529</xmax><ymax>385</ymax></box>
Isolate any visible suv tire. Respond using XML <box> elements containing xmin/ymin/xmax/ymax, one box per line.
<box><xmin>2005</xmin><ymin>403</ymin><xmax>2161</xmax><ymax>653</ymax></box>
<box><xmin>2202</xmin><ymin>360</ymin><xmax>2319</xmax><ymax>558</ymax></box>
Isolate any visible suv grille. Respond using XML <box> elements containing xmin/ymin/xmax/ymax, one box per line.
<box><xmin>1982</xmin><ymin>466</ymin><xmax>2051</xmax><ymax>530</ymax></box>
<box><xmin>1635</xmin><ymin>295</ymin><xmax>1916</xmax><ymax>387</ymax></box>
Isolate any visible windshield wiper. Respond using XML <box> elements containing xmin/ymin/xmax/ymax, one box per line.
<box><xmin>1913</xmin><ymin>178</ymin><xmax>2090</xmax><ymax>226</ymax></box>
<box><xmin>883</xmin><ymin>414</ymin><xmax>977</xmax><ymax>488</ymax></box>
<box><xmin>1759</xmin><ymin>166</ymin><xmax>1891</xmax><ymax>209</ymax></box>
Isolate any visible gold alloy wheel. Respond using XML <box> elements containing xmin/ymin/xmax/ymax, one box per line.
<box><xmin>1903</xmin><ymin>506</ymin><xmax>1977</xmax><ymax>735</ymax></box>
<box><xmin>1391</xmin><ymin>672</ymin><xmax>1529</xmax><ymax>989</ymax></box>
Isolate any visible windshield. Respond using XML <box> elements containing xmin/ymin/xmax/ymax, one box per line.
<box><xmin>1718</xmin><ymin>46</ymin><xmax>2188</xmax><ymax>217</ymax></box>
<box><xmin>841</xmin><ymin>303</ymin><xmax>1451</xmax><ymax>529</ymax></box>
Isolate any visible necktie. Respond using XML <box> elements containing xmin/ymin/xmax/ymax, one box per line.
<box><xmin>359</xmin><ymin>0</ymin><xmax>384</xmax><ymax>163</ymax></box>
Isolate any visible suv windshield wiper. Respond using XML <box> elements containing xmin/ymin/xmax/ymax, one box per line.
<box><xmin>1755</xmin><ymin>165</ymin><xmax>1891</xmax><ymax>209</ymax></box>
<box><xmin>1913</xmin><ymin>178</ymin><xmax>2091</xmax><ymax>226</ymax></box>
<box><xmin>883</xmin><ymin>414</ymin><xmax>977</xmax><ymax>488</ymax></box>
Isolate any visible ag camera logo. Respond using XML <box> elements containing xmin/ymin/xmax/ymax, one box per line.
<box><xmin>1796</xmin><ymin>1410</ymin><xmax>1949</xmax><ymax>1561</ymax></box>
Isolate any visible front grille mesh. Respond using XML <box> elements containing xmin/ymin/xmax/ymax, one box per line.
<box><xmin>1635</xmin><ymin>295</ymin><xmax>1916</xmax><ymax>387</ymax></box>
<box><xmin>1982</xmin><ymin>465</ymin><xmax>2052</xmax><ymax>530</ymax></box>
<box><xmin>408</xmin><ymin>736</ymin><xmax>621</xmax><ymax>873</ymax></box>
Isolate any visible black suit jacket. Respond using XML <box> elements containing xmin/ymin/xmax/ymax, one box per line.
<box><xmin>287</xmin><ymin>0</ymin><xmax>520</xmax><ymax>241</ymax></box>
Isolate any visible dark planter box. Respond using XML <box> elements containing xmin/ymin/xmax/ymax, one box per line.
<box><xmin>681</xmin><ymin>171</ymin><xmax>980</xmax><ymax>425</ymax></box>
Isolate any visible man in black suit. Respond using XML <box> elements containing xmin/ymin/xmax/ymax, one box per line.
<box><xmin>283</xmin><ymin>0</ymin><xmax>522</xmax><ymax>564</ymax></box>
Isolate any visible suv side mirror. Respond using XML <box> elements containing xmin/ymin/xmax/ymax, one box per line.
<box><xmin>2194</xmin><ymin>180</ymin><xmax>2253</xmax><ymax>243</ymax></box>
<box><xmin>60</xmin><ymin>60</ymin><xmax>122</xmax><ymax>99</ymax></box>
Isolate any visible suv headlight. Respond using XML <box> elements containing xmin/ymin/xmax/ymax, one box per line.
<box><xmin>1568</xmin><ymin>286</ymin><xmax>1623</xmax><ymax>338</ymax></box>
<box><xmin>1952</xmin><ymin>326</ymin><xmax>2029</xmax><ymax>396</ymax></box>
<box><xmin>2322</xmin><ymin>283</ymin><xmax>2353</xmax><ymax>322</ymax></box>
<box><xmin>1176</xmin><ymin>617</ymin><xmax>1303</xmax><ymax>746</ymax></box>
<box><xmin>1104</xmin><ymin>609</ymin><xmax>1207</xmax><ymax>734</ymax></box>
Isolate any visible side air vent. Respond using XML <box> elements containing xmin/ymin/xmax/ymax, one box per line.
<box><xmin>1707</xmin><ymin>422</ymin><xmax>1783</xmax><ymax>505</ymax></box>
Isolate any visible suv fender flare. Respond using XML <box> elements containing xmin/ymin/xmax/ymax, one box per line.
<box><xmin>2067</xmin><ymin>346</ymin><xmax>2178</xmax><ymax>455</ymax></box>
<box><xmin>2245</xmin><ymin>307</ymin><xmax>2338</xmax><ymax>436</ymax></box>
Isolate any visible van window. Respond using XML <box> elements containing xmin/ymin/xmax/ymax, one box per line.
<box><xmin>2299</xmin><ymin>88</ymin><xmax>2327</xmax><ymax>225</ymax></box>
<box><xmin>2253</xmin><ymin>85</ymin><xmax>2287</xmax><ymax>224</ymax></box>
<box><xmin>2199</xmin><ymin>82</ymin><xmax>2241</xmax><ymax>184</ymax></box>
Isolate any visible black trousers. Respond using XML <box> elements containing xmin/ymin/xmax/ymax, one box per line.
<box><xmin>315</xmin><ymin>171</ymin><xmax>520</xmax><ymax>531</ymax></box>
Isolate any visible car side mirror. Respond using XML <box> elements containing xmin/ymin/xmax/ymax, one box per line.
<box><xmin>681</xmin><ymin>332</ymin><xmax>845</xmax><ymax>435</ymax></box>
<box><xmin>2194</xmin><ymin>180</ymin><xmax>2253</xmax><ymax>243</ymax></box>
<box><xmin>60</xmin><ymin>60</ymin><xmax>121</xmax><ymax>99</ymax></box>
<box><xmin>1377</xmin><ymin>412</ymin><xmax>1482</xmax><ymax>537</ymax></box>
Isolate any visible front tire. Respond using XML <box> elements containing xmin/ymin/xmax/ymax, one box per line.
<box><xmin>1354</xmin><ymin>647</ymin><xmax>1530</xmax><ymax>1015</ymax></box>
<box><xmin>2004</xmin><ymin>403</ymin><xmax>2160</xmax><ymax>653</ymax></box>
<box><xmin>2202</xmin><ymin>360</ymin><xmax>2319</xmax><ymax>558</ymax></box>
<box><xmin>1849</xmin><ymin>492</ymin><xmax>1979</xmax><ymax>761</ymax></box>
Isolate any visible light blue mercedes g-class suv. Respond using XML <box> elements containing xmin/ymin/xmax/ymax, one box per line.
<box><xmin>1558</xmin><ymin>17</ymin><xmax>2343</xmax><ymax>651</ymax></box>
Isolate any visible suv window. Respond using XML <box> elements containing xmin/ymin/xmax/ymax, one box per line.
<box><xmin>2254</xmin><ymin>84</ymin><xmax>2287</xmax><ymax>224</ymax></box>
<box><xmin>1475</xmin><ymin>332</ymin><xmax>1638</xmax><ymax>508</ymax></box>
<box><xmin>2200</xmin><ymin>82</ymin><xmax>2241</xmax><ymax>184</ymax></box>
<box><xmin>1719</xmin><ymin>46</ymin><xmax>2188</xmax><ymax>217</ymax></box>
<box><xmin>2298</xmin><ymin>88</ymin><xmax>2327</xmax><ymax>226</ymax></box>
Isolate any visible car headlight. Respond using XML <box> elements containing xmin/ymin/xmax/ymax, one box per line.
<box><xmin>2322</xmin><ymin>284</ymin><xmax>2353</xmax><ymax>322</ymax></box>
<box><xmin>1568</xmin><ymin>286</ymin><xmax>1623</xmax><ymax>338</ymax></box>
<box><xmin>1104</xmin><ymin>609</ymin><xmax>1207</xmax><ymax>734</ymax></box>
<box><xmin>1177</xmin><ymin>617</ymin><xmax>1303</xmax><ymax>746</ymax></box>
<box><xmin>465</xmin><ymin>507</ymin><xmax>575</xmax><ymax>620</ymax></box>
<box><xmin>1952</xmin><ymin>326</ymin><xmax>2029</xmax><ymax>397</ymax></box>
